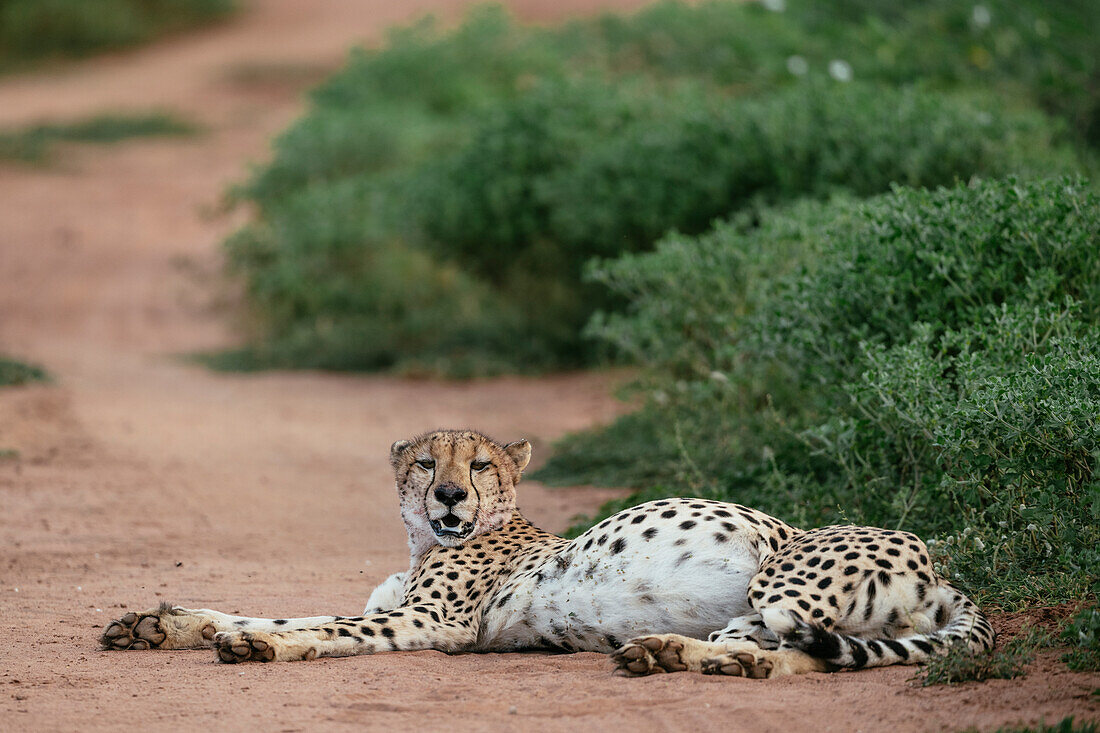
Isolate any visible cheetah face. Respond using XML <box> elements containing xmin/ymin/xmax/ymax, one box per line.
<box><xmin>390</xmin><ymin>430</ymin><xmax>531</xmax><ymax>554</ymax></box>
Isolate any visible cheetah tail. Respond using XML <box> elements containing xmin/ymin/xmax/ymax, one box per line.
<box><xmin>760</xmin><ymin>596</ymin><xmax>996</xmax><ymax>670</ymax></box>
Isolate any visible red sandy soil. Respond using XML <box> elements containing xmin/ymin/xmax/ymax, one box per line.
<box><xmin>0</xmin><ymin>1</ymin><xmax>1097</xmax><ymax>730</ymax></box>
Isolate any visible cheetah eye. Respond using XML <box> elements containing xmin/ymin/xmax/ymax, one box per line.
<box><xmin>415</xmin><ymin>459</ymin><xmax>435</xmax><ymax>470</ymax></box>
<box><xmin>471</xmin><ymin>460</ymin><xmax>491</xmax><ymax>472</ymax></box>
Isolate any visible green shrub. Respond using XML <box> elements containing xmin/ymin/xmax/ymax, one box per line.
<box><xmin>225</xmin><ymin>0</ymin><xmax>1098</xmax><ymax>375</ymax></box>
<box><xmin>229</xmin><ymin>73</ymin><xmax>1077</xmax><ymax>372</ymax></box>
<box><xmin>918</xmin><ymin>627</ymin><xmax>1050</xmax><ymax>686</ymax></box>
<box><xmin>537</xmin><ymin>178</ymin><xmax>1100</xmax><ymax>608</ymax></box>
<box><xmin>964</xmin><ymin>719</ymin><xmax>1098</xmax><ymax>733</ymax></box>
<box><xmin>0</xmin><ymin>0</ymin><xmax>235</xmax><ymax>68</ymax></box>
<box><xmin>0</xmin><ymin>357</ymin><xmax>49</xmax><ymax>386</ymax></box>
<box><xmin>1062</xmin><ymin>607</ymin><xmax>1100</xmax><ymax>672</ymax></box>
<box><xmin>0</xmin><ymin>112</ymin><xmax>196</xmax><ymax>162</ymax></box>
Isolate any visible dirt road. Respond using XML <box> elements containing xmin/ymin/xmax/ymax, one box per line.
<box><xmin>0</xmin><ymin>1</ymin><xmax>1096</xmax><ymax>730</ymax></box>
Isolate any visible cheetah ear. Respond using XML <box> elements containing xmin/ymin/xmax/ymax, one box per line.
<box><xmin>503</xmin><ymin>440</ymin><xmax>531</xmax><ymax>475</ymax></box>
<box><xmin>390</xmin><ymin>439</ymin><xmax>412</xmax><ymax>466</ymax></box>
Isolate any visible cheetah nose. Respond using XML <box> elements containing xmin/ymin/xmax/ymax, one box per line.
<box><xmin>434</xmin><ymin>484</ymin><xmax>468</xmax><ymax>507</ymax></box>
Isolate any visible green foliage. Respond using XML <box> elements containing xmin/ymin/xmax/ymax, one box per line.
<box><xmin>962</xmin><ymin>718</ymin><xmax>1098</xmax><ymax>733</ymax></box>
<box><xmin>0</xmin><ymin>0</ymin><xmax>235</xmax><ymax>68</ymax></box>
<box><xmin>0</xmin><ymin>357</ymin><xmax>49</xmax><ymax>386</ymax></box>
<box><xmin>919</xmin><ymin>627</ymin><xmax>1050</xmax><ymax>686</ymax></box>
<box><xmin>0</xmin><ymin>112</ymin><xmax>197</xmax><ymax>162</ymax></box>
<box><xmin>539</xmin><ymin>178</ymin><xmax>1100</xmax><ymax>608</ymax></box>
<box><xmin>1062</xmin><ymin>607</ymin><xmax>1100</xmax><ymax>672</ymax></box>
<box><xmin>225</xmin><ymin>0</ymin><xmax>1097</xmax><ymax>375</ymax></box>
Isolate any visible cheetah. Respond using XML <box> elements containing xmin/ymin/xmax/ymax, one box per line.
<box><xmin>101</xmin><ymin>429</ymin><xmax>994</xmax><ymax>677</ymax></box>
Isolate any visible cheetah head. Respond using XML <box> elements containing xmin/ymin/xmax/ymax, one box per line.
<box><xmin>389</xmin><ymin>430</ymin><xmax>531</xmax><ymax>555</ymax></box>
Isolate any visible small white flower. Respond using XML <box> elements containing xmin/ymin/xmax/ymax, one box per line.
<box><xmin>828</xmin><ymin>60</ymin><xmax>853</xmax><ymax>82</ymax></box>
<box><xmin>972</xmin><ymin>5</ymin><xmax>992</xmax><ymax>28</ymax></box>
<box><xmin>1026</xmin><ymin>523</ymin><xmax>1038</xmax><ymax>532</ymax></box>
<box><xmin>761</xmin><ymin>0</ymin><xmax>786</xmax><ymax>12</ymax></box>
<box><xmin>973</xmin><ymin>538</ymin><xmax>985</xmax><ymax>551</ymax></box>
<box><xmin>786</xmin><ymin>55</ymin><xmax>809</xmax><ymax>76</ymax></box>
<box><xmin>710</xmin><ymin>370</ymin><xmax>729</xmax><ymax>383</ymax></box>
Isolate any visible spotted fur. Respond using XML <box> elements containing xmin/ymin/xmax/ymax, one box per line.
<box><xmin>102</xmin><ymin>429</ymin><xmax>994</xmax><ymax>677</ymax></box>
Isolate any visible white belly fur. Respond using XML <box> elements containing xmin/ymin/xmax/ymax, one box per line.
<box><xmin>479</xmin><ymin>523</ymin><xmax>758</xmax><ymax>652</ymax></box>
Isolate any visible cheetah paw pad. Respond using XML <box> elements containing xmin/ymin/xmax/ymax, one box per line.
<box><xmin>101</xmin><ymin>611</ymin><xmax>167</xmax><ymax>650</ymax></box>
<box><xmin>213</xmin><ymin>631</ymin><xmax>277</xmax><ymax>663</ymax></box>
<box><xmin>701</xmin><ymin>651</ymin><xmax>773</xmax><ymax>679</ymax></box>
<box><xmin>611</xmin><ymin>636</ymin><xmax>688</xmax><ymax>676</ymax></box>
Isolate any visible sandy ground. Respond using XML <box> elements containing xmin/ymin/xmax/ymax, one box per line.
<box><xmin>0</xmin><ymin>1</ymin><xmax>1097</xmax><ymax>730</ymax></box>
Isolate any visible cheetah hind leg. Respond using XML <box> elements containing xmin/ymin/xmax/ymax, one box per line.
<box><xmin>611</xmin><ymin>634</ymin><xmax>828</xmax><ymax>679</ymax></box>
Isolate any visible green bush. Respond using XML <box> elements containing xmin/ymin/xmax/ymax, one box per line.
<box><xmin>0</xmin><ymin>0</ymin><xmax>235</xmax><ymax>68</ymax></box>
<box><xmin>0</xmin><ymin>357</ymin><xmax>49</xmax><ymax>386</ymax></box>
<box><xmin>1061</xmin><ymin>607</ymin><xmax>1100</xmax><ymax>671</ymax></box>
<box><xmin>229</xmin><ymin>73</ymin><xmax>1077</xmax><ymax>371</ymax></box>
<box><xmin>918</xmin><ymin>627</ymin><xmax>1050</xmax><ymax>686</ymax></box>
<box><xmin>537</xmin><ymin>178</ymin><xmax>1100</xmax><ymax>608</ymax></box>
<box><xmin>225</xmin><ymin>0</ymin><xmax>1097</xmax><ymax>375</ymax></box>
<box><xmin>0</xmin><ymin>112</ymin><xmax>196</xmax><ymax>162</ymax></box>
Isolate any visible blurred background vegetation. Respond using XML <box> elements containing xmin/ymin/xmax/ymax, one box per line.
<box><xmin>218</xmin><ymin>0</ymin><xmax>1098</xmax><ymax>656</ymax></box>
<box><xmin>0</xmin><ymin>0</ymin><xmax>235</xmax><ymax>71</ymax></box>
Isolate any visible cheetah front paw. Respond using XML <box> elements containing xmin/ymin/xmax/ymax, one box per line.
<box><xmin>700</xmin><ymin>650</ymin><xmax>773</xmax><ymax>679</ymax></box>
<box><xmin>101</xmin><ymin>610</ymin><xmax>168</xmax><ymax>650</ymax></box>
<box><xmin>611</xmin><ymin>635</ymin><xmax>689</xmax><ymax>676</ymax></box>
<box><xmin>213</xmin><ymin>630</ymin><xmax>280</xmax><ymax>663</ymax></box>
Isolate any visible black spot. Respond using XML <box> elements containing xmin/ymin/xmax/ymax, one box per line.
<box><xmin>886</xmin><ymin>548</ymin><xmax>901</xmax><ymax>557</ymax></box>
<box><xmin>844</xmin><ymin>566</ymin><xmax>859</xmax><ymax>576</ymax></box>
<box><xmin>631</xmin><ymin>514</ymin><xmax>646</xmax><ymax>524</ymax></box>
<box><xmin>844</xmin><ymin>552</ymin><xmax>859</xmax><ymax>561</ymax></box>
<box><xmin>360</xmin><ymin>625</ymin><xmax>375</xmax><ymax>636</ymax></box>
<box><xmin>609</xmin><ymin>538</ymin><xmax>627</xmax><ymax>555</ymax></box>
<box><xmin>234</xmin><ymin>620</ymin><xmax>247</xmax><ymax>626</ymax></box>
<box><xmin>596</xmin><ymin>535</ymin><xmax>608</xmax><ymax>546</ymax></box>
<box><xmin>797</xmin><ymin>600</ymin><xmax>811</xmax><ymax>611</ymax></box>
<box><xmin>273</xmin><ymin>619</ymin><xmax>287</xmax><ymax>626</ymax></box>
<box><xmin>780</xmin><ymin>562</ymin><xmax>795</xmax><ymax>572</ymax></box>
<box><xmin>784</xmin><ymin>589</ymin><xmax>799</xmax><ymax>597</ymax></box>
<box><xmin>446</xmin><ymin>572</ymin><xmax>459</xmax><ymax>580</ymax></box>
<box><xmin>866</xmin><ymin>640</ymin><xmax>882</xmax><ymax>656</ymax></box>
<box><xmin>679</xmin><ymin>521</ymin><xmax>697</xmax><ymax>530</ymax></box>
<box><xmin>820</xmin><ymin>559</ymin><xmax>835</xmax><ymax>571</ymax></box>
<box><xmin>807</xmin><ymin>556</ymin><xmax>821</xmax><ymax>568</ymax></box>
<box><xmin>381</xmin><ymin>627</ymin><xmax>395</xmax><ymax>639</ymax></box>
<box><xmin>338</xmin><ymin>628</ymin><xmax>353</xmax><ymax>637</ymax></box>
<box><xmin>642</xmin><ymin>527</ymin><xmax>658</xmax><ymax>540</ymax></box>
<box><xmin>713</xmin><ymin>533</ymin><xmax>728</xmax><ymax>543</ymax></box>
<box><xmin>912</xmin><ymin>639</ymin><xmax>934</xmax><ymax>655</ymax></box>
<box><xmin>935</xmin><ymin>605</ymin><xmax>947</xmax><ymax>625</ymax></box>
<box><xmin>661</xmin><ymin>510</ymin><xmax>677</xmax><ymax>519</ymax></box>
<box><xmin>875</xmin><ymin>559</ymin><xmax>893</xmax><ymax>570</ymax></box>
<box><xmin>422</xmin><ymin>578</ymin><xmax>434</xmax><ymax>588</ymax></box>
<box><xmin>412</xmin><ymin>619</ymin><xmax>423</xmax><ymax>628</ymax></box>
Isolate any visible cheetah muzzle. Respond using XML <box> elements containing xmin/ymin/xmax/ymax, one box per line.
<box><xmin>102</xmin><ymin>429</ymin><xmax>995</xmax><ymax>678</ymax></box>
